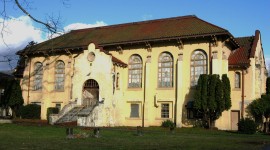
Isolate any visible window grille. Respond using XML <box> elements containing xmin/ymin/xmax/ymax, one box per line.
<box><xmin>130</xmin><ymin>104</ymin><xmax>139</xmax><ymax>118</ymax></box>
<box><xmin>235</xmin><ymin>72</ymin><xmax>241</xmax><ymax>88</ymax></box>
<box><xmin>55</xmin><ymin>60</ymin><xmax>65</xmax><ymax>90</ymax></box>
<box><xmin>190</xmin><ymin>50</ymin><xmax>207</xmax><ymax>86</ymax></box>
<box><xmin>161</xmin><ymin>103</ymin><xmax>169</xmax><ymax>118</ymax></box>
<box><xmin>158</xmin><ymin>52</ymin><xmax>173</xmax><ymax>87</ymax></box>
<box><xmin>128</xmin><ymin>55</ymin><xmax>142</xmax><ymax>88</ymax></box>
<box><xmin>33</xmin><ymin>62</ymin><xmax>43</xmax><ymax>91</ymax></box>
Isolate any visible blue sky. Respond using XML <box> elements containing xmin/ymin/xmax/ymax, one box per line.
<box><xmin>0</xmin><ymin>0</ymin><xmax>269</xmax><ymax>70</ymax></box>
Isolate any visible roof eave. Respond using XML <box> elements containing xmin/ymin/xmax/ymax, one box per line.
<box><xmin>100</xmin><ymin>31</ymin><xmax>232</xmax><ymax>47</ymax></box>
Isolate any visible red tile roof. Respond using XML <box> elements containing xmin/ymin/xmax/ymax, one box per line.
<box><xmin>18</xmin><ymin>15</ymin><xmax>236</xmax><ymax>55</ymax></box>
<box><xmin>228</xmin><ymin>36</ymin><xmax>253</xmax><ymax>67</ymax></box>
<box><xmin>228</xmin><ymin>30</ymin><xmax>261</xmax><ymax>68</ymax></box>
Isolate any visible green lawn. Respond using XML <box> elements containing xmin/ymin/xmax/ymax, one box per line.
<box><xmin>0</xmin><ymin>123</ymin><xmax>269</xmax><ymax>150</ymax></box>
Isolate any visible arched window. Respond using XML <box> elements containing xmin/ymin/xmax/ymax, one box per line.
<box><xmin>190</xmin><ymin>50</ymin><xmax>207</xmax><ymax>86</ymax></box>
<box><xmin>235</xmin><ymin>72</ymin><xmax>241</xmax><ymax>88</ymax></box>
<box><xmin>33</xmin><ymin>62</ymin><xmax>43</xmax><ymax>91</ymax></box>
<box><xmin>55</xmin><ymin>60</ymin><xmax>65</xmax><ymax>91</ymax></box>
<box><xmin>128</xmin><ymin>55</ymin><xmax>142</xmax><ymax>88</ymax></box>
<box><xmin>158</xmin><ymin>52</ymin><xmax>173</xmax><ymax>87</ymax></box>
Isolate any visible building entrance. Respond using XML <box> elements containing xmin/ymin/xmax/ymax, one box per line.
<box><xmin>82</xmin><ymin>79</ymin><xmax>99</xmax><ymax>107</ymax></box>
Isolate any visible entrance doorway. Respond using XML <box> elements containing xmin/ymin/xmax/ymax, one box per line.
<box><xmin>231</xmin><ymin>110</ymin><xmax>240</xmax><ymax>130</ymax></box>
<box><xmin>82</xmin><ymin>79</ymin><xmax>99</xmax><ymax>107</ymax></box>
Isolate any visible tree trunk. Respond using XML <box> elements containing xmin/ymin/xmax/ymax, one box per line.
<box><xmin>5</xmin><ymin>106</ymin><xmax>9</xmax><ymax>116</ymax></box>
<box><xmin>264</xmin><ymin>117</ymin><xmax>269</xmax><ymax>133</ymax></box>
<box><xmin>209</xmin><ymin>118</ymin><xmax>216</xmax><ymax>129</ymax></box>
<box><xmin>11</xmin><ymin>107</ymin><xmax>17</xmax><ymax>119</ymax></box>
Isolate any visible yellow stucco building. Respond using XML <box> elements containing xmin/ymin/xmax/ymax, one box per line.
<box><xmin>15</xmin><ymin>15</ymin><xmax>267</xmax><ymax>130</ymax></box>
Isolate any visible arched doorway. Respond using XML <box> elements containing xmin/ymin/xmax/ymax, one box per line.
<box><xmin>82</xmin><ymin>79</ymin><xmax>99</xmax><ymax>107</ymax></box>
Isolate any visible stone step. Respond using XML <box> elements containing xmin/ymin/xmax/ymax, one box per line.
<box><xmin>56</xmin><ymin>106</ymin><xmax>83</xmax><ymax>124</ymax></box>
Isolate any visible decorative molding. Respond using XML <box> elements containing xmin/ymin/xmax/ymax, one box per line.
<box><xmin>67</xmin><ymin>59</ymin><xmax>72</xmax><ymax>68</ymax></box>
<box><xmin>65</xmin><ymin>49</ymin><xmax>72</xmax><ymax>56</ymax></box>
<box><xmin>222</xmin><ymin>51</ymin><xmax>227</xmax><ymax>60</ymax></box>
<box><xmin>212</xmin><ymin>50</ymin><xmax>218</xmax><ymax>59</ymax></box>
<box><xmin>177</xmin><ymin>38</ymin><xmax>184</xmax><ymax>49</ymax></box>
<box><xmin>145</xmin><ymin>41</ymin><xmax>152</xmax><ymax>52</ymax></box>
<box><xmin>146</xmin><ymin>55</ymin><xmax>151</xmax><ymax>63</ymax></box>
<box><xmin>178</xmin><ymin>52</ymin><xmax>183</xmax><ymax>61</ymax></box>
<box><xmin>116</xmin><ymin>45</ymin><xmax>123</xmax><ymax>54</ymax></box>
<box><xmin>211</xmin><ymin>35</ymin><xmax>218</xmax><ymax>47</ymax></box>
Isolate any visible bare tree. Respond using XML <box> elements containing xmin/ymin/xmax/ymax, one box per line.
<box><xmin>0</xmin><ymin>0</ymin><xmax>67</xmax><ymax>68</ymax></box>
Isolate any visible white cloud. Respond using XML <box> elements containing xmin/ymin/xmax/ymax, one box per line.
<box><xmin>48</xmin><ymin>21</ymin><xmax>107</xmax><ymax>39</ymax></box>
<box><xmin>64</xmin><ymin>21</ymin><xmax>107</xmax><ymax>32</ymax></box>
<box><xmin>0</xmin><ymin>16</ymin><xmax>44</xmax><ymax>70</ymax></box>
<box><xmin>0</xmin><ymin>16</ymin><xmax>107</xmax><ymax>70</ymax></box>
<box><xmin>265</xmin><ymin>55</ymin><xmax>270</xmax><ymax>68</ymax></box>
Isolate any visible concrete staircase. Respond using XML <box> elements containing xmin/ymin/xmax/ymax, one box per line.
<box><xmin>55</xmin><ymin>106</ymin><xmax>83</xmax><ymax>124</ymax></box>
<box><xmin>78</xmin><ymin>105</ymin><xmax>96</xmax><ymax>116</ymax></box>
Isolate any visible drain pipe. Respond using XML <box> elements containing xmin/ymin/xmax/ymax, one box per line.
<box><xmin>27</xmin><ymin>57</ymin><xmax>32</xmax><ymax>105</ymax></box>
<box><xmin>241</xmin><ymin>69</ymin><xmax>245</xmax><ymax>119</ymax></box>
<box><xmin>142</xmin><ymin>62</ymin><xmax>146</xmax><ymax>127</ymax></box>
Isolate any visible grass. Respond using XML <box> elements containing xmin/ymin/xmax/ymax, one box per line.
<box><xmin>0</xmin><ymin>123</ymin><xmax>269</xmax><ymax>150</ymax></box>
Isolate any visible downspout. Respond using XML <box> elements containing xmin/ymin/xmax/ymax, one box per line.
<box><xmin>27</xmin><ymin>57</ymin><xmax>32</xmax><ymax>105</ymax></box>
<box><xmin>241</xmin><ymin>69</ymin><xmax>245</xmax><ymax>119</ymax></box>
<box><xmin>209</xmin><ymin>42</ymin><xmax>212</xmax><ymax>74</ymax></box>
<box><xmin>142</xmin><ymin>62</ymin><xmax>146</xmax><ymax>127</ymax></box>
<box><xmin>174</xmin><ymin>62</ymin><xmax>178</xmax><ymax>125</ymax></box>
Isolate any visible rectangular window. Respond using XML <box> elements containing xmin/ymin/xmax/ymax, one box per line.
<box><xmin>235</xmin><ymin>72</ymin><xmax>241</xmax><ymax>88</ymax></box>
<box><xmin>130</xmin><ymin>104</ymin><xmax>139</xmax><ymax>118</ymax></box>
<box><xmin>55</xmin><ymin>103</ymin><xmax>61</xmax><ymax>110</ymax></box>
<box><xmin>161</xmin><ymin>103</ymin><xmax>169</xmax><ymax>118</ymax></box>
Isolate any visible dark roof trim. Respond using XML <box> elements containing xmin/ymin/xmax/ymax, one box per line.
<box><xmin>250</xmin><ymin>30</ymin><xmax>260</xmax><ymax>58</ymax></box>
<box><xmin>99</xmin><ymin>31</ymin><xmax>232</xmax><ymax>47</ymax></box>
<box><xmin>228</xmin><ymin>64</ymin><xmax>249</xmax><ymax>69</ymax></box>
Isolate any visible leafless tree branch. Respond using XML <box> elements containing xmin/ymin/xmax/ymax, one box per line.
<box><xmin>14</xmin><ymin>0</ymin><xmax>59</xmax><ymax>33</ymax></box>
<box><xmin>0</xmin><ymin>0</ymin><xmax>66</xmax><ymax>70</ymax></box>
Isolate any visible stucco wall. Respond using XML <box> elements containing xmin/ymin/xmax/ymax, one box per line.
<box><xmin>20</xmin><ymin>36</ymin><xmax>267</xmax><ymax>130</ymax></box>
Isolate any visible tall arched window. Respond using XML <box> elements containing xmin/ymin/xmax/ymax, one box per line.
<box><xmin>158</xmin><ymin>52</ymin><xmax>173</xmax><ymax>87</ymax></box>
<box><xmin>128</xmin><ymin>55</ymin><xmax>142</xmax><ymax>88</ymax></box>
<box><xmin>190</xmin><ymin>50</ymin><xmax>207</xmax><ymax>86</ymax></box>
<box><xmin>55</xmin><ymin>60</ymin><xmax>65</xmax><ymax>91</ymax></box>
<box><xmin>33</xmin><ymin>62</ymin><xmax>43</xmax><ymax>91</ymax></box>
<box><xmin>235</xmin><ymin>72</ymin><xmax>241</xmax><ymax>88</ymax></box>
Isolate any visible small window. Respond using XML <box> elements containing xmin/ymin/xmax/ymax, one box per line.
<box><xmin>235</xmin><ymin>72</ymin><xmax>241</xmax><ymax>88</ymax></box>
<box><xmin>186</xmin><ymin>101</ymin><xmax>203</xmax><ymax>119</ymax></box>
<box><xmin>130</xmin><ymin>104</ymin><xmax>139</xmax><ymax>118</ymax></box>
<box><xmin>161</xmin><ymin>103</ymin><xmax>169</xmax><ymax>118</ymax></box>
<box><xmin>55</xmin><ymin>103</ymin><xmax>61</xmax><ymax>110</ymax></box>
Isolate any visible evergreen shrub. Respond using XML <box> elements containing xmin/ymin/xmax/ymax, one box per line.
<box><xmin>161</xmin><ymin>120</ymin><xmax>175</xmax><ymax>128</ymax></box>
<box><xmin>46</xmin><ymin>107</ymin><xmax>59</xmax><ymax>121</ymax></box>
<box><xmin>19</xmin><ymin>104</ymin><xmax>41</xmax><ymax>119</ymax></box>
<box><xmin>238</xmin><ymin>118</ymin><xmax>257</xmax><ymax>134</ymax></box>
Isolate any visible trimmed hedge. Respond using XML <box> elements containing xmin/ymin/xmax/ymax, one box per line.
<box><xmin>47</xmin><ymin>107</ymin><xmax>59</xmax><ymax>121</ymax></box>
<box><xmin>238</xmin><ymin>118</ymin><xmax>257</xmax><ymax>134</ymax></box>
<box><xmin>19</xmin><ymin>104</ymin><xmax>41</xmax><ymax>119</ymax></box>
